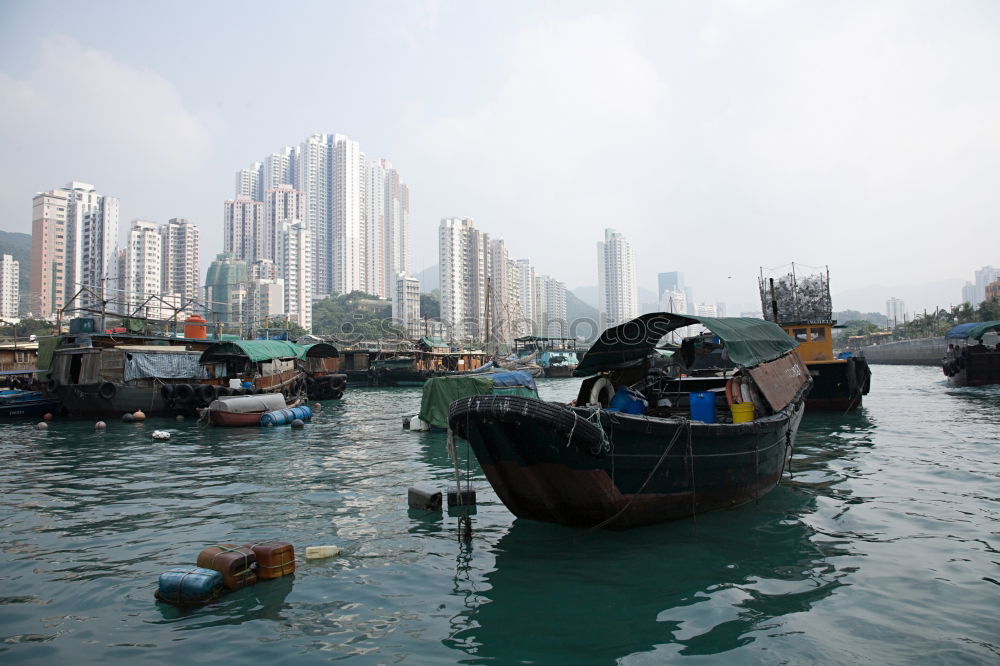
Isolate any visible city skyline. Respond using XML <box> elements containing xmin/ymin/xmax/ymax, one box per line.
<box><xmin>2</xmin><ymin>2</ymin><xmax>999</xmax><ymax>317</ymax></box>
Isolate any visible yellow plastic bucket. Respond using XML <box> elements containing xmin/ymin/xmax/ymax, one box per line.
<box><xmin>731</xmin><ymin>402</ymin><xmax>754</xmax><ymax>423</ymax></box>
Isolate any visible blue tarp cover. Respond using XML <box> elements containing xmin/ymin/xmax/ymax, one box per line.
<box><xmin>945</xmin><ymin>320</ymin><xmax>1000</xmax><ymax>341</ymax></box>
<box><xmin>487</xmin><ymin>370</ymin><xmax>537</xmax><ymax>391</ymax></box>
<box><xmin>124</xmin><ymin>351</ymin><xmax>208</xmax><ymax>382</ymax></box>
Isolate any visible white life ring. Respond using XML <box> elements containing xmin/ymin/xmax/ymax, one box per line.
<box><xmin>589</xmin><ymin>377</ymin><xmax>615</xmax><ymax>407</ymax></box>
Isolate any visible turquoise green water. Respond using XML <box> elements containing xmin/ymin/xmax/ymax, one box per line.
<box><xmin>0</xmin><ymin>367</ymin><xmax>997</xmax><ymax>664</ymax></box>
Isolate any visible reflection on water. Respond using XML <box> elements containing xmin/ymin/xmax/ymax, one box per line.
<box><xmin>0</xmin><ymin>370</ymin><xmax>997</xmax><ymax>664</ymax></box>
<box><xmin>445</xmin><ymin>412</ymin><xmax>868</xmax><ymax>664</ymax></box>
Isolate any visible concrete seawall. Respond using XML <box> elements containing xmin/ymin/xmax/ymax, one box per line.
<box><xmin>860</xmin><ymin>333</ymin><xmax>999</xmax><ymax>365</ymax></box>
<box><xmin>859</xmin><ymin>338</ymin><xmax>947</xmax><ymax>365</ymax></box>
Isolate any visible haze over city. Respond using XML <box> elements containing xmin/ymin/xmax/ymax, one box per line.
<box><xmin>2</xmin><ymin>0</ymin><xmax>998</xmax><ymax>316</ymax></box>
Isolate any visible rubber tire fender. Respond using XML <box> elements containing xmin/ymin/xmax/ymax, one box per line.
<box><xmin>196</xmin><ymin>383</ymin><xmax>217</xmax><ymax>405</ymax></box>
<box><xmin>98</xmin><ymin>381</ymin><xmax>117</xmax><ymax>400</ymax></box>
<box><xmin>46</xmin><ymin>378</ymin><xmax>60</xmax><ymax>393</ymax></box>
<box><xmin>160</xmin><ymin>384</ymin><xmax>175</xmax><ymax>401</ymax></box>
<box><xmin>173</xmin><ymin>383</ymin><xmax>195</xmax><ymax>403</ymax></box>
<box><xmin>589</xmin><ymin>377</ymin><xmax>615</xmax><ymax>407</ymax></box>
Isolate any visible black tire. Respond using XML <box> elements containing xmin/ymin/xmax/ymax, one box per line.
<box><xmin>217</xmin><ymin>386</ymin><xmax>232</xmax><ymax>397</ymax></box>
<box><xmin>98</xmin><ymin>381</ymin><xmax>117</xmax><ymax>400</ymax></box>
<box><xmin>10</xmin><ymin>378</ymin><xmax>21</xmax><ymax>389</ymax></box>
<box><xmin>160</xmin><ymin>384</ymin><xmax>175</xmax><ymax>401</ymax></box>
<box><xmin>306</xmin><ymin>377</ymin><xmax>316</xmax><ymax>393</ymax></box>
<box><xmin>174</xmin><ymin>383</ymin><xmax>195</xmax><ymax>403</ymax></box>
<box><xmin>449</xmin><ymin>395</ymin><xmax>607</xmax><ymax>456</ymax></box>
<box><xmin>46</xmin><ymin>378</ymin><xmax>59</xmax><ymax>393</ymax></box>
<box><xmin>331</xmin><ymin>389</ymin><xmax>344</xmax><ymax>400</ymax></box>
<box><xmin>196</xmin><ymin>384</ymin><xmax>217</xmax><ymax>405</ymax></box>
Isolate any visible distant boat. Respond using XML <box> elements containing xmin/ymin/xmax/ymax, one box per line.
<box><xmin>46</xmin><ymin>329</ymin><xmax>308</xmax><ymax>417</ymax></box>
<box><xmin>760</xmin><ymin>265</ymin><xmax>871</xmax><ymax>411</ymax></box>
<box><xmin>0</xmin><ymin>388</ymin><xmax>60</xmax><ymax>419</ymax></box>
<box><xmin>449</xmin><ymin>313</ymin><xmax>812</xmax><ymax>530</ymax></box>
<box><xmin>296</xmin><ymin>342</ymin><xmax>346</xmax><ymax>400</ymax></box>
<box><xmin>941</xmin><ymin>321</ymin><xmax>1000</xmax><ymax>387</ymax></box>
<box><xmin>510</xmin><ymin>336</ymin><xmax>581</xmax><ymax>378</ymax></box>
<box><xmin>340</xmin><ymin>337</ymin><xmax>492</xmax><ymax>387</ymax></box>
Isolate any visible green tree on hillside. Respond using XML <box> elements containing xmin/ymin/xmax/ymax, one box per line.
<box><xmin>311</xmin><ymin>291</ymin><xmax>404</xmax><ymax>341</ymax></box>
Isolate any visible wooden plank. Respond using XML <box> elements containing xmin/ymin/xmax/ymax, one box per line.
<box><xmin>748</xmin><ymin>353</ymin><xmax>810</xmax><ymax>412</ymax></box>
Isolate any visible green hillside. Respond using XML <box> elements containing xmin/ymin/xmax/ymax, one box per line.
<box><xmin>0</xmin><ymin>230</ymin><xmax>31</xmax><ymax>315</ymax></box>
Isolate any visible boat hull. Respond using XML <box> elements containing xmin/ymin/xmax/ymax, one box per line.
<box><xmin>943</xmin><ymin>344</ymin><xmax>1000</xmax><ymax>387</ymax></box>
<box><xmin>542</xmin><ymin>365</ymin><xmax>576</xmax><ymax>378</ymax></box>
<box><xmin>55</xmin><ymin>384</ymin><xmax>173</xmax><ymax>417</ymax></box>
<box><xmin>449</xmin><ymin>394</ymin><xmax>805</xmax><ymax>530</ymax></box>
<box><xmin>804</xmin><ymin>357</ymin><xmax>871</xmax><ymax>410</ymax></box>
<box><xmin>208</xmin><ymin>410</ymin><xmax>265</xmax><ymax>427</ymax></box>
<box><xmin>0</xmin><ymin>391</ymin><xmax>61</xmax><ymax>419</ymax></box>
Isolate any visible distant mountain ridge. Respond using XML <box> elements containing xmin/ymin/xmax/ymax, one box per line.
<box><xmin>414</xmin><ymin>264</ymin><xmax>439</xmax><ymax>292</ymax></box>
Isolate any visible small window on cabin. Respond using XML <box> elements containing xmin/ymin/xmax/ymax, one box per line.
<box><xmin>810</xmin><ymin>327</ymin><xmax>826</xmax><ymax>342</ymax></box>
<box><xmin>793</xmin><ymin>328</ymin><xmax>808</xmax><ymax>342</ymax></box>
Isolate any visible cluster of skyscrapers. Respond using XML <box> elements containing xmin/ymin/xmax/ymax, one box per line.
<box><xmin>222</xmin><ymin>133</ymin><xmax>412</xmax><ymax>333</ymax></box>
<box><xmin>438</xmin><ymin>217</ymin><xmax>567</xmax><ymax>344</ymax></box>
<box><xmin>29</xmin><ymin>182</ymin><xmax>200</xmax><ymax>321</ymax></box>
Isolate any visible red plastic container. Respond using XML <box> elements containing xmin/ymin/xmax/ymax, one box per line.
<box><xmin>196</xmin><ymin>544</ymin><xmax>257</xmax><ymax>590</ymax></box>
<box><xmin>248</xmin><ymin>541</ymin><xmax>295</xmax><ymax>579</ymax></box>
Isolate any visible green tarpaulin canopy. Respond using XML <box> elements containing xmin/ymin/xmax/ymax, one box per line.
<box><xmin>199</xmin><ymin>339</ymin><xmax>307</xmax><ymax>364</ymax></box>
<box><xmin>574</xmin><ymin>313</ymin><xmax>799</xmax><ymax>377</ymax></box>
<box><xmin>418</xmin><ymin>373</ymin><xmax>538</xmax><ymax>429</ymax></box>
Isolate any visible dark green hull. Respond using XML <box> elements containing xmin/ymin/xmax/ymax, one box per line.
<box><xmin>449</xmin><ymin>391</ymin><xmax>807</xmax><ymax>530</ymax></box>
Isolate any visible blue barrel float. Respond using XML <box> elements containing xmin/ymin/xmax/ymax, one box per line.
<box><xmin>259</xmin><ymin>405</ymin><xmax>313</xmax><ymax>426</ymax></box>
<box><xmin>156</xmin><ymin>566</ymin><xmax>223</xmax><ymax>606</ymax></box>
<box><xmin>689</xmin><ymin>391</ymin><xmax>717</xmax><ymax>423</ymax></box>
<box><xmin>609</xmin><ymin>386</ymin><xmax>648</xmax><ymax>415</ymax></box>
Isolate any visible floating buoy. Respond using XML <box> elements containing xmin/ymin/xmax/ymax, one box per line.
<box><xmin>305</xmin><ymin>545</ymin><xmax>341</xmax><ymax>559</ymax></box>
<box><xmin>152</xmin><ymin>430</ymin><xmax>170</xmax><ymax>440</ymax></box>
<box><xmin>95</xmin><ymin>421</ymin><xmax>107</xmax><ymax>430</ymax></box>
<box><xmin>122</xmin><ymin>412</ymin><xmax>134</xmax><ymax>422</ymax></box>
<box><xmin>133</xmin><ymin>410</ymin><xmax>146</xmax><ymax>421</ymax></box>
<box><xmin>291</xmin><ymin>418</ymin><xmax>305</xmax><ymax>428</ymax></box>
<box><xmin>312</xmin><ymin>403</ymin><xmax>321</xmax><ymax>410</ymax></box>
<box><xmin>35</xmin><ymin>422</ymin><xmax>48</xmax><ymax>430</ymax></box>
<box><xmin>175</xmin><ymin>414</ymin><xmax>184</xmax><ymax>421</ymax></box>
<box><xmin>43</xmin><ymin>413</ymin><xmax>54</xmax><ymax>421</ymax></box>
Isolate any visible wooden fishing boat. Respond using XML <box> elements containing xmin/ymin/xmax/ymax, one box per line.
<box><xmin>941</xmin><ymin>321</ymin><xmax>1000</xmax><ymax>387</ymax></box>
<box><xmin>448</xmin><ymin>313</ymin><xmax>812</xmax><ymax>530</ymax></box>
<box><xmin>47</xmin><ymin>335</ymin><xmax>216</xmax><ymax>417</ymax></box>
<box><xmin>295</xmin><ymin>342</ymin><xmax>346</xmax><ymax>400</ymax></box>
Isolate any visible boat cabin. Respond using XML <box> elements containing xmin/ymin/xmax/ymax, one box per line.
<box><xmin>199</xmin><ymin>340</ymin><xmax>304</xmax><ymax>390</ymax></box>
<box><xmin>778</xmin><ymin>322</ymin><xmax>835</xmax><ymax>362</ymax></box>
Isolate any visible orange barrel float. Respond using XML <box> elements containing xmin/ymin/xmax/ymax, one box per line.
<box><xmin>184</xmin><ymin>314</ymin><xmax>207</xmax><ymax>339</ymax></box>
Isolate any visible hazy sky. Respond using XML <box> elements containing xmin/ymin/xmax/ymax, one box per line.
<box><xmin>1</xmin><ymin>0</ymin><xmax>997</xmax><ymax>316</ymax></box>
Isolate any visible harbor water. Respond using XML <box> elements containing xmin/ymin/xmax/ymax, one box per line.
<box><xmin>0</xmin><ymin>366</ymin><xmax>997</xmax><ymax>664</ymax></box>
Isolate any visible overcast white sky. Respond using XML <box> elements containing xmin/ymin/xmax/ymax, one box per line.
<box><xmin>1</xmin><ymin>0</ymin><xmax>997</xmax><ymax>316</ymax></box>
